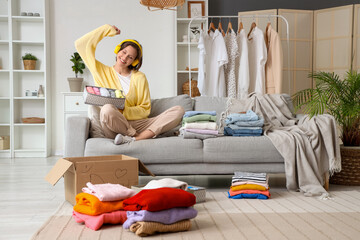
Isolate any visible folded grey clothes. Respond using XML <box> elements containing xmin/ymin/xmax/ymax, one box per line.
<box><xmin>129</xmin><ymin>220</ymin><xmax>192</xmax><ymax>237</ymax></box>
<box><xmin>123</xmin><ymin>207</ymin><xmax>198</xmax><ymax>229</ymax></box>
<box><xmin>142</xmin><ymin>178</ymin><xmax>188</xmax><ymax>190</ymax></box>
<box><xmin>232</xmin><ymin>172</ymin><xmax>268</xmax><ymax>183</ymax></box>
<box><xmin>179</xmin><ymin>129</ymin><xmax>218</xmax><ymax>139</ymax></box>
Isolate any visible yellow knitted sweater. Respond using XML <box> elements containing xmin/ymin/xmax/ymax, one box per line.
<box><xmin>75</xmin><ymin>24</ymin><xmax>151</xmax><ymax>120</ymax></box>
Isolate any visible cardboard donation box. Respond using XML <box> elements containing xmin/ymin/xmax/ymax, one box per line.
<box><xmin>45</xmin><ymin>155</ymin><xmax>154</xmax><ymax>205</ymax></box>
<box><xmin>0</xmin><ymin>136</ymin><xmax>10</xmax><ymax>150</ymax></box>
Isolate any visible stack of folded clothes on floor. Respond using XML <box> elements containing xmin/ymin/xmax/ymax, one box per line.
<box><xmin>228</xmin><ymin>172</ymin><xmax>270</xmax><ymax>199</ymax></box>
<box><xmin>123</xmin><ymin>187</ymin><xmax>197</xmax><ymax>237</ymax></box>
<box><xmin>180</xmin><ymin>110</ymin><xmax>219</xmax><ymax>139</ymax></box>
<box><xmin>72</xmin><ymin>182</ymin><xmax>136</xmax><ymax>230</ymax></box>
<box><xmin>224</xmin><ymin>110</ymin><xmax>264</xmax><ymax>136</ymax></box>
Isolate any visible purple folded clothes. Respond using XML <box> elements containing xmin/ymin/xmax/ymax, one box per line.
<box><xmin>123</xmin><ymin>207</ymin><xmax>198</xmax><ymax>229</ymax></box>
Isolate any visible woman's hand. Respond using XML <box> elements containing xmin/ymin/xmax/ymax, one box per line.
<box><xmin>112</xmin><ymin>25</ymin><xmax>121</xmax><ymax>35</ymax></box>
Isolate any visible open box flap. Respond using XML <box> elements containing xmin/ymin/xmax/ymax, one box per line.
<box><xmin>44</xmin><ymin>158</ymin><xmax>74</xmax><ymax>186</ymax></box>
<box><xmin>139</xmin><ymin>161</ymin><xmax>155</xmax><ymax>177</ymax></box>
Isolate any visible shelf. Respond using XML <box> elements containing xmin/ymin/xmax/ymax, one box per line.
<box><xmin>177</xmin><ymin>18</ymin><xmax>207</xmax><ymax>23</ymax></box>
<box><xmin>178</xmin><ymin>70</ymin><xmax>199</xmax><ymax>73</ymax></box>
<box><xmin>0</xmin><ymin>123</ymin><xmax>10</xmax><ymax>126</ymax></box>
<box><xmin>14</xmin><ymin>97</ymin><xmax>45</xmax><ymax>100</ymax></box>
<box><xmin>0</xmin><ymin>15</ymin><xmax>8</xmax><ymax>20</ymax></box>
<box><xmin>14</xmin><ymin>123</ymin><xmax>45</xmax><ymax>126</ymax></box>
<box><xmin>0</xmin><ymin>97</ymin><xmax>10</xmax><ymax>100</ymax></box>
<box><xmin>0</xmin><ymin>40</ymin><xmax>9</xmax><ymax>44</ymax></box>
<box><xmin>12</xmin><ymin>16</ymin><xmax>44</xmax><ymax>22</ymax></box>
<box><xmin>12</xmin><ymin>40</ymin><xmax>44</xmax><ymax>45</ymax></box>
<box><xmin>177</xmin><ymin>42</ymin><xmax>199</xmax><ymax>46</ymax></box>
<box><xmin>0</xmin><ymin>70</ymin><xmax>10</xmax><ymax>72</ymax></box>
<box><xmin>13</xmin><ymin>70</ymin><xmax>44</xmax><ymax>73</ymax></box>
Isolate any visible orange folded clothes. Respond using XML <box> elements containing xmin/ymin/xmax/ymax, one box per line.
<box><xmin>74</xmin><ymin>192</ymin><xmax>124</xmax><ymax>216</ymax></box>
<box><xmin>229</xmin><ymin>189</ymin><xmax>271</xmax><ymax>198</ymax></box>
<box><xmin>123</xmin><ymin>188</ymin><xmax>196</xmax><ymax>212</ymax></box>
<box><xmin>230</xmin><ymin>184</ymin><xmax>268</xmax><ymax>191</ymax></box>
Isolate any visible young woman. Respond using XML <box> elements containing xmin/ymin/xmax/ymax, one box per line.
<box><xmin>75</xmin><ymin>24</ymin><xmax>184</xmax><ymax>144</ymax></box>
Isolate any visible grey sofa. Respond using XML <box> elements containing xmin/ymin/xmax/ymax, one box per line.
<box><xmin>65</xmin><ymin>94</ymin><xmax>292</xmax><ymax>175</ymax></box>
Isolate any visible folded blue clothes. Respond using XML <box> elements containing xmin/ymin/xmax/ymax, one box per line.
<box><xmin>183</xmin><ymin>110</ymin><xmax>217</xmax><ymax>118</ymax></box>
<box><xmin>232</xmin><ymin>118</ymin><xmax>264</xmax><ymax>127</ymax></box>
<box><xmin>225</xmin><ymin>110</ymin><xmax>259</xmax><ymax>124</ymax></box>
<box><xmin>224</xmin><ymin>126</ymin><xmax>263</xmax><ymax>136</ymax></box>
<box><xmin>227</xmin><ymin>192</ymin><xmax>269</xmax><ymax>199</ymax></box>
<box><xmin>227</xmin><ymin>125</ymin><xmax>263</xmax><ymax>130</ymax></box>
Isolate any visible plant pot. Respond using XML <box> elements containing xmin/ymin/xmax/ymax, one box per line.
<box><xmin>329</xmin><ymin>145</ymin><xmax>360</xmax><ymax>185</ymax></box>
<box><xmin>68</xmin><ymin>77</ymin><xmax>83</xmax><ymax>92</ymax></box>
<box><xmin>23</xmin><ymin>60</ymin><xmax>36</xmax><ymax>70</ymax></box>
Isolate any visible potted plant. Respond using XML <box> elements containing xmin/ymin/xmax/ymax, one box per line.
<box><xmin>68</xmin><ymin>52</ymin><xmax>85</xmax><ymax>92</ymax></box>
<box><xmin>292</xmin><ymin>70</ymin><xmax>360</xmax><ymax>185</ymax></box>
<box><xmin>22</xmin><ymin>53</ymin><xmax>37</xmax><ymax>70</ymax></box>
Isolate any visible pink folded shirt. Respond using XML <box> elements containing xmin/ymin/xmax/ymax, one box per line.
<box><xmin>73</xmin><ymin>210</ymin><xmax>127</xmax><ymax>231</ymax></box>
<box><xmin>82</xmin><ymin>182</ymin><xmax>136</xmax><ymax>201</ymax></box>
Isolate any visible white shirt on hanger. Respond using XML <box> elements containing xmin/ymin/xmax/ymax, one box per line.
<box><xmin>236</xmin><ymin>29</ymin><xmax>250</xmax><ymax>99</ymax></box>
<box><xmin>248</xmin><ymin>27</ymin><xmax>267</xmax><ymax>94</ymax></box>
<box><xmin>198</xmin><ymin>29</ymin><xmax>228</xmax><ymax>97</ymax></box>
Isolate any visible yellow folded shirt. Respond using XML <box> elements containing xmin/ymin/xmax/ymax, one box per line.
<box><xmin>230</xmin><ymin>184</ymin><xmax>268</xmax><ymax>191</ymax></box>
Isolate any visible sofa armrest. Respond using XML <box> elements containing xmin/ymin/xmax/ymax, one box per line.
<box><xmin>64</xmin><ymin>116</ymin><xmax>90</xmax><ymax>157</ymax></box>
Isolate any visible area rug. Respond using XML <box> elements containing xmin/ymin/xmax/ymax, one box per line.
<box><xmin>32</xmin><ymin>189</ymin><xmax>360</xmax><ymax>239</ymax></box>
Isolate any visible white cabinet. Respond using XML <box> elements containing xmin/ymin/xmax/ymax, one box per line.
<box><xmin>175</xmin><ymin>0</ymin><xmax>208</xmax><ymax>95</ymax></box>
<box><xmin>62</xmin><ymin>92</ymin><xmax>88</xmax><ymax>132</ymax></box>
<box><xmin>0</xmin><ymin>0</ymin><xmax>49</xmax><ymax>158</ymax></box>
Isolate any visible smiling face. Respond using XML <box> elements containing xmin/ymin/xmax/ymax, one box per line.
<box><xmin>116</xmin><ymin>45</ymin><xmax>138</xmax><ymax>68</ymax></box>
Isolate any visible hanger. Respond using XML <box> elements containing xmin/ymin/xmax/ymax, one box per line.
<box><xmin>226</xmin><ymin>18</ymin><xmax>233</xmax><ymax>34</ymax></box>
<box><xmin>218</xmin><ymin>18</ymin><xmax>225</xmax><ymax>36</ymax></box>
<box><xmin>207</xmin><ymin>18</ymin><xmax>216</xmax><ymax>34</ymax></box>
<box><xmin>247</xmin><ymin>20</ymin><xmax>257</xmax><ymax>40</ymax></box>
<box><xmin>237</xmin><ymin>16</ymin><xmax>243</xmax><ymax>33</ymax></box>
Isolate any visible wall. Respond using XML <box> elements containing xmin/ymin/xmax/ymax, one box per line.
<box><xmin>209</xmin><ymin>0</ymin><xmax>360</xmax><ymax>14</ymax></box>
<box><xmin>50</xmin><ymin>0</ymin><xmax>175</xmax><ymax>155</ymax></box>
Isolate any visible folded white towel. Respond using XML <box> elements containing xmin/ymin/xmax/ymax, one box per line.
<box><xmin>183</xmin><ymin>122</ymin><xmax>217</xmax><ymax>130</ymax></box>
<box><xmin>142</xmin><ymin>178</ymin><xmax>188</xmax><ymax>190</ymax></box>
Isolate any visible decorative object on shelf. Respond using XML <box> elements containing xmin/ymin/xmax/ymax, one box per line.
<box><xmin>182</xmin><ymin>79</ymin><xmax>200</xmax><ymax>97</ymax></box>
<box><xmin>20</xmin><ymin>12</ymin><xmax>27</xmax><ymax>16</ymax></box>
<box><xmin>185</xmin><ymin>67</ymin><xmax>198</xmax><ymax>71</ymax></box>
<box><xmin>32</xmin><ymin>90</ymin><xmax>38</xmax><ymax>97</ymax></box>
<box><xmin>293</xmin><ymin>70</ymin><xmax>360</xmax><ymax>185</ymax></box>
<box><xmin>38</xmin><ymin>85</ymin><xmax>44</xmax><ymax>97</ymax></box>
<box><xmin>140</xmin><ymin>0</ymin><xmax>185</xmax><ymax>11</ymax></box>
<box><xmin>68</xmin><ymin>52</ymin><xmax>85</xmax><ymax>92</ymax></box>
<box><xmin>22</xmin><ymin>53</ymin><xmax>37</xmax><ymax>70</ymax></box>
<box><xmin>188</xmin><ymin>1</ymin><xmax>205</xmax><ymax>18</ymax></box>
<box><xmin>0</xmin><ymin>136</ymin><xmax>10</xmax><ymax>150</ymax></box>
<box><xmin>21</xmin><ymin>117</ymin><xmax>45</xmax><ymax>124</ymax></box>
<box><xmin>190</xmin><ymin>26</ymin><xmax>200</xmax><ymax>42</ymax></box>
<box><xmin>182</xmin><ymin>35</ymin><xmax>188</xmax><ymax>42</ymax></box>
<box><xmin>27</xmin><ymin>12</ymin><xmax>33</xmax><ymax>16</ymax></box>
<box><xmin>34</xmin><ymin>13</ymin><xmax>40</xmax><ymax>17</ymax></box>
<box><xmin>25</xmin><ymin>90</ymin><xmax>31</xmax><ymax>96</ymax></box>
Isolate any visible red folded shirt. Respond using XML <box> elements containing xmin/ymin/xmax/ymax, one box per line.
<box><xmin>123</xmin><ymin>188</ymin><xmax>196</xmax><ymax>212</ymax></box>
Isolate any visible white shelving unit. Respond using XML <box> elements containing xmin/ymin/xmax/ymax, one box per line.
<box><xmin>175</xmin><ymin>0</ymin><xmax>208</xmax><ymax>95</ymax></box>
<box><xmin>0</xmin><ymin>0</ymin><xmax>50</xmax><ymax>158</ymax></box>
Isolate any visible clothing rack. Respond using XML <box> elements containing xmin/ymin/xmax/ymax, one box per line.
<box><xmin>187</xmin><ymin>15</ymin><xmax>291</xmax><ymax>97</ymax></box>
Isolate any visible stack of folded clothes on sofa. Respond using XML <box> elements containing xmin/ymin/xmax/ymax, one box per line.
<box><xmin>224</xmin><ymin>110</ymin><xmax>264</xmax><ymax>136</ymax></box>
<box><xmin>123</xmin><ymin>187</ymin><xmax>197</xmax><ymax>237</ymax></box>
<box><xmin>72</xmin><ymin>182</ymin><xmax>136</xmax><ymax>230</ymax></box>
<box><xmin>228</xmin><ymin>172</ymin><xmax>271</xmax><ymax>199</ymax></box>
<box><xmin>180</xmin><ymin>110</ymin><xmax>219</xmax><ymax>139</ymax></box>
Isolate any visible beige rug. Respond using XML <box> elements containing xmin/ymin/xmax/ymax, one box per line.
<box><xmin>32</xmin><ymin>189</ymin><xmax>360</xmax><ymax>239</ymax></box>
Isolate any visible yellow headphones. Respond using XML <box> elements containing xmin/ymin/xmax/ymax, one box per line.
<box><xmin>114</xmin><ymin>39</ymin><xmax>142</xmax><ymax>67</ymax></box>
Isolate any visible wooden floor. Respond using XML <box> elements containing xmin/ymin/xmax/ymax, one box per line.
<box><xmin>0</xmin><ymin>156</ymin><xmax>358</xmax><ymax>240</ymax></box>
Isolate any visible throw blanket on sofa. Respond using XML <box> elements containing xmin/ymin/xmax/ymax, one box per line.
<box><xmin>221</xmin><ymin>93</ymin><xmax>341</xmax><ymax>198</ymax></box>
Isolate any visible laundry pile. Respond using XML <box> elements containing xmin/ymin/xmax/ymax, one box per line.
<box><xmin>72</xmin><ymin>179</ymin><xmax>198</xmax><ymax>236</ymax></box>
<box><xmin>179</xmin><ymin>110</ymin><xmax>219</xmax><ymax>139</ymax></box>
<box><xmin>123</xmin><ymin>187</ymin><xmax>197</xmax><ymax>237</ymax></box>
<box><xmin>228</xmin><ymin>171</ymin><xmax>270</xmax><ymax>199</ymax></box>
<box><xmin>72</xmin><ymin>182</ymin><xmax>135</xmax><ymax>230</ymax></box>
<box><xmin>224</xmin><ymin>109</ymin><xmax>264</xmax><ymax>136</ymax></box>
<box><xmin>86</xmin><ymin>85</ymin><xmax>124</xmax><ymax>98</ymax></box>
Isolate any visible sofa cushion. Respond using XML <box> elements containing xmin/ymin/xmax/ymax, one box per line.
<box><xmin>202</xmin><ymin>136</ymin><xmax>284</xmax><ymax>164</ymax></box>
<box><xmin>84</xmin><ymin>136</ymin><xmax>204</xmax><ymax>164</ymax></box>
<box><xmin>149</xmin><ymin>94</ymin><xmax>193</xmax><ymax>118</ymax></box>
<box><xmin>193</xmin><ymin>96</ymin><xmax>227</xmax><ymax>125</ymax></box>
